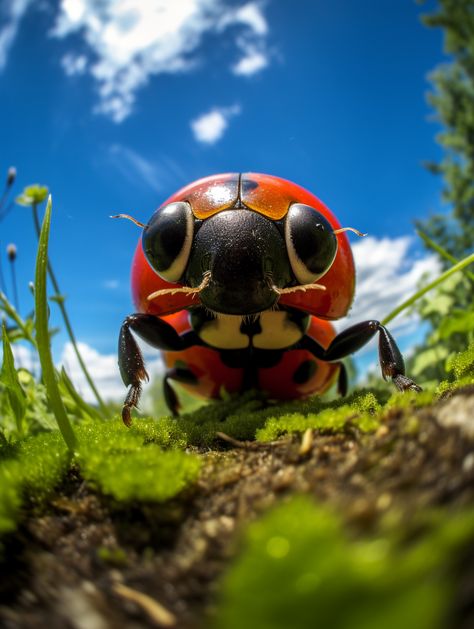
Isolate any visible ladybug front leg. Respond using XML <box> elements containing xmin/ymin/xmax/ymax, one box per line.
<box><xmin>300</xmin><ymin>320</ymin><xmax>421</xmax><ymax>392</ymax></box>
<box><xmin>163</xmin><ymin>367</ymin><xmax>199</xmax><ymax>416</ymax></box>
<box><xmin>118</xmin><ymin>313</ymin><xmax>200</xmax><ymax>425</ymax></box>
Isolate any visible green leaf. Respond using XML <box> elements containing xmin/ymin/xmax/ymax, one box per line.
<box><xmin>0</xmin><ymin>291</ymin><xmax>36</xmax><ymax>347</ymax></box>
<box><xmin>34</xmin><ymin>196</ymin><xmax>77</xmax><ymax>451</ymax></box>
<box><xmin>411</xmin><ymin>346</ymin><xmax>450</xmax><ymax>378</ymax></box>
<box><xmin>438</xmin><ymin>309</ymin><xmax>474</xmax><ymax>339</ymax></box>
<box><xmin>420</xmin><ymin>293</ymin><xmax>453</xmax><ymax>317</ymax></box>
<box><xmin>0</xmin><ymin>324</ymin><xmax>26</xmax><ymax>432</ymax></box>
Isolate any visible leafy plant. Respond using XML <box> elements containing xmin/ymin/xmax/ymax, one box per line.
<box><xmin>417</xmin><ymin>0</ymin><xmax>474</xmax><ymax>265</ymax></box>
<box><xmin>407</xmin><ymin>0</ymin><xmax>474</xmax><ymax>383</ymax></box>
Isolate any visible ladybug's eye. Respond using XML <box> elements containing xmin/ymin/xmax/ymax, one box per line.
<box><xmin>285</xmin><ymin>203</ymin><xmax>337</xmax><ymax>284</ymax></box>
<box><xmin>142</xmin><ymin>201</ymin><xmax>194</xmax><ymax>282</ymax></box>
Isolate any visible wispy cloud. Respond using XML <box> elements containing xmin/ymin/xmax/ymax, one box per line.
<box><xmin>61</xmin><ymin>52</ymin><xmax>87</xmax><ymax>76</ymax></box>
<box><xmin>102</xmin><ymin>279</ymin><xmax>120</xmax><ymax>290</ymax></box>
<box><xmin>108</xmin><ymin>144</ymin><xmax>167</xmax><ymax>192</ymax></box>
<box><xmin>191</xmin><ymin>104</ymin><xmax>241</xmax><ymax>144</ymax></box>
<box><xmin>0</xmin><ymin>0</ymin><xmax>33</xmax><ymax>71</ymax></box>
<box><xmin>50</xmin><ymin>0</ymin><xmax>270</xmax><ymax>123</ymax></box>
<box><xmin>226</xmin><ymin>3</ymin><xmax>269</xmax><ymax>76</ymax></box>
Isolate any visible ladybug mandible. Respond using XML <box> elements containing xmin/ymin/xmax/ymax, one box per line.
<box><xmin>118</xmin><ymin>173</ymin><xmax>420</xmax><ymax>425</ymax></box>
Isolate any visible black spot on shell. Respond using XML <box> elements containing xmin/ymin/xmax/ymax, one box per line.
<box><xmin>293</xmin><ymin>360</ymin><xmax>317</xmax><ymax>384</ymax></box>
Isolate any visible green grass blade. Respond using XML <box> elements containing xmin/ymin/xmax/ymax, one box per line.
<box><xmin>1</xmin><ymin>323</ymin><xmax>26</xmax><ymax>433</ymax></box>
<box><xmin>416</xmin><ymin>229</ymin><xmax>474</xmax><ymax>282</ymax></box>
<box><xmin>382</xmin><ymin>252</ymin><xmax>474</xmax><ymax>326</ymax></box>
<box><xmin>0</xmin><ymin>291</ymin><xmax>36</xmax><ymax>347</ymax></box>
<box><xmin>59</xmin><ymin>367</ymin><xmax>104</xmax><ymax>421</ymax></box>
<box><xmin>34</xmin><ymin>196</ymin><xmax>77</xmax><ymax>451</ymax></box>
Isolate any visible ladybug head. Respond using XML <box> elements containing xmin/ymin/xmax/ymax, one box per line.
<box><xmin>142</xmin><ymin>201</ymin><xmax>339</xmax><ymax>316</ymax></box>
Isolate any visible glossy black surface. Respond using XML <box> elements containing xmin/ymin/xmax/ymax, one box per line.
<box><xmin>286</xmin><ymin>203</ymin><xmax>337</xmax><ymax>277</ymax></box>
<box><xmin>186</xmin><ymin>209</ymin><xmax>293</xmax><ymax>314</ymax></box>
<box><xmin>143</xmin><ymin>201</ymin><xmax>192</xmax><ymax>275</ymax></box>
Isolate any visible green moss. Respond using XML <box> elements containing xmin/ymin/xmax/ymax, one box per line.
<box><xmin>161</xmin><ymin>391</ymin><xmax>271</xmax><ymax>447</ymax></box>
<box><xmin>446</xmin><ymin>342</ymin><xmax>474</xmax><ymax>381</ymax></box>
<box><xmin>161</xmin><ymin>389</ymin><xmax>385</xmax><ymax>447</ymax></box>
<box><xmin>215</xmin><ymin>496</ymin><xmax>474</xmax><ymax>629</ymax></box>
<box><xmin>75</xmin><ymin>419</ymin><xmax>201</xmax><ymax>502</ymax></box>
<box><xmin>0</xmin><ymin>432</ymin><xmax>69</xmax><ymax>535</ymax></box>
<box><xmin>256</xmin><ymin>392</ymin><xmax>381</xmax><ymax>441</ymax></box>
<box><xmin>430</xmin><ymin>344</ymin><xmax>474</xmax><ymax>396</ymax></box>
<box><xmin>384</xmin><ymin>388</ymin><xmax>437</xmax><ymax>411</ymax></box>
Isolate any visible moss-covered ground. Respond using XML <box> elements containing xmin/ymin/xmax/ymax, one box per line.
<box><xmin>0</xmin><ymin>345</ymin><xmax>473</xmax><ymax>628</ymax></box>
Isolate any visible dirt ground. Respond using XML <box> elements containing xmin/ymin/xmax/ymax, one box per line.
<box><xmin>1</xmin><ymin>387</ymin><xmax>473</xmax><ymax>629</ymax></box>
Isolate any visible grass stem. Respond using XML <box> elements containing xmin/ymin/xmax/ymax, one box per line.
<box><xmin>382</xmin><ymin>252</ymin><xmax>474</xmax><ymax>326</ymax></box>
<box><xmin>416</xmin><ymin>230</ymin><xmax>474</xmax><ymax>283</ymax></box>
<box><xmin>31</xmin><ymin>203</ymin><xmax>108</xmax><ymax>417</ymax></box>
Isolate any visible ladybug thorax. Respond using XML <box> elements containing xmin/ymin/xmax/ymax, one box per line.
<box><xmin>189</xmin><ymin>307</ymin><xmax>310</xmax><ymax>350</ymax></box>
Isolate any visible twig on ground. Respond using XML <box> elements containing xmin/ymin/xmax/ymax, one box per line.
<box><xmin>112</xmin><ymin>583</ymin><xmax>176</xmax><ymax>628</ymax></box>
<box><xmin>215</xmin><ymin>431</ymin><xmax>291</xmax><ymax>449</ymax></box>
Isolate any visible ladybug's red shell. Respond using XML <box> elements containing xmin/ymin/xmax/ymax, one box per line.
<box><xmin>132</xmin><ymin>173</ymin><xmax>355</xmax><ymax>320</ymax></box>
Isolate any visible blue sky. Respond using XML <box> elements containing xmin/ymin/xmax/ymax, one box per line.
<box><xmin>0</xmin><ymin>0</ymin><xmax>446</xmax><ymax>401</ymax></box>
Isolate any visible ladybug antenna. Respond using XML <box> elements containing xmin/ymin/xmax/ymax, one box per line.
<box><xmin>333</xmin><ymin>227</ymin><xmax>367</xmax><ymax>237</ymax></box>
<box><xmin>146</xmin><ymin>271</ymin><xmax>212</xmax><ymax>302</ymax></box>
<box><xmin>272</xmin><ymin>282</ymin><xmax>326</xmax><ymax>296</ymax></box>
<box><xmin>111</xmin><ymin>213</ymin><xmax>146</xmax><ymax>228</ymax></box>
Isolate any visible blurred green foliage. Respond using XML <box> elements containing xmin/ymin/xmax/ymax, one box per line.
<box><xmin>0</xmin><ymin>432</ymin><xmax>69</xmax><ymax>537</ymax></box>
<box><xmin>214</xmin><ymin>496</ymin><xmax>474</xmax><ymax>629</ymax></box>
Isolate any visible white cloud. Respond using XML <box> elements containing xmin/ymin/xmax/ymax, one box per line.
<box><xmin>232</xmin><ymin>46</ymin><xmax>268</xmax><ymax>75</ymax></box>
<box><xmin>226</xmin><ymin>4</ymin><xmax>269</xmax><ymax>76</ymax></box>
<box><xmin>51</xmin><ymin>0</ymin><xmax>270</xmax><ymax>122</ymax></box>
<box><xmin>0</xmin><ymin>0</ymin><xmax>33</xmax><ymax>70</ymax></box>
<box><xmin>191</xmin><ymin>104</ymin><xmax>241</xmax><ymax>144</ymax></box>
<box><xmin>60</xmin><ymin>340</ymin><xmax>163</xmax><ymax>404</ymax></box>
<box><xmin>11</xmin><ymin>343</ymin><xmax>39</xmax><ymax>374</ymax></box>
<box><xmin>108</xmin><ymin>143</ymin><xmax>163</xmax><ymax>192</ymax></box>
<box><xmin>224</xmin><ymin>3</ymin><xmax>268</xmax><ymax>36</ymax></box>
<box><xmin>339</xmin><ymin>235</ymin><xmax>440</xmax><ymax>335</ymax></box>
<box><xmin>61</xmin><ymin>52</ymin><xmax>87</xmax><ymax>76</ymax></box>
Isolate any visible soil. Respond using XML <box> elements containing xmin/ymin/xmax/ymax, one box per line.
<box><xmin>0</xmin><ymin>386</ymin><xmax>473</xmax><ymax>629</ymax></box>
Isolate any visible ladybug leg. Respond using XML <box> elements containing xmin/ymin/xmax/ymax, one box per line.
<box><xmin>163</xmin><ymin>367</ymin><xmax>199</xmax><ymax>416</ymax></box>
<box><xmin>300</xmin><ymin>320</ymin><xmax>421</xmax><ymax>392</ymax></box>
<box><xmin>118</xmin><ymin>314</ymin><xmax>200</xmax><ymax>425</ymax></box>
<box><xmin>337</xmin><ymin>362</ymin><xmax>348</xmax><ymax>397</ymax></box>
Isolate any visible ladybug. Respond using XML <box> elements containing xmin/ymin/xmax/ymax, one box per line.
<box><xmin>118</xmin><ymin>173</ymin><xmax>420</xmax><ymax>426</ymax></box>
